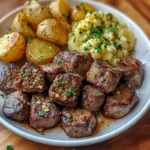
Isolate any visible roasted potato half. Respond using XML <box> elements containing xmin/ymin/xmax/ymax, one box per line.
<box><xmin>49</xmin><ymin>0</ymin><xmax>70</xmax><ymax>20</ymax></box>
<box><xmin>0</xmin><ymin>32</ymin><xmax>26</xmax><ymax>62</ymax></box>
<box><xmin>70</xmin><ymin>3</ymin><xmax>95</xmax><ymax>21</ymax></box>
<box><xmin>36</xmin><ymin>19</ymin><xmax>68</xmax><ymax>46</ymax></box>
<box><xmin>23</xmin><ymin>0</ymin><xmax>51</xmax><ymax>29</ymax></box>
<box><xmin>11</xmin><ymin>12</ymin><xmax>35</xmax><ymax>38</ymax></box>
<box><xmin>26</xmin><ymin>38</ymin><xmax>60</xmax><ymax>65</ymax></box>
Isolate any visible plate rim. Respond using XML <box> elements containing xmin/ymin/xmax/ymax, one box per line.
<box><xmin>0</xmin><ymin>0</ymin><xmax>150</xmax><ymax>147</ymax></box>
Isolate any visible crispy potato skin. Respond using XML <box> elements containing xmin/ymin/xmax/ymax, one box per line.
<box><xmin>0</xmin><ymin>32</ymin><xmax>26</xmax><ymax>62</ymax></box>
<box><xmin>70</xmin><ymin>3</ymin><xmax>95</xmax><ymax>21</ymax></box>
<box><xmin>11</xmin><ymin>12</ymin><xmax>35</xmax><ymax>38</ymax></box>
<box><xmin>49</xmin><ymin>0</ymin><xmax>70</xmax><ymax>20</ymax></box>
<box><xmin>23</xmin><ymin>0</ymin><xmax>51</xmax><ymax>29</ymax></box>
<box><xmin>36</xmin><ymin>19</ymin><xmax>68</xmax><ymax>46</ymax></box>
<box><xmin>26</xmin><ymin>38</ymin><xmax>60</xmax><ymax>65</ymax></box>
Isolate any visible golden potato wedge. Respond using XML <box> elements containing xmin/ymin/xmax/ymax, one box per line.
<box><xmin>26</xmin><ymin>38</ymin><xmax>60</xmax><ymax>65</ymax></box>
<box><xmin>49</xmin><ymin>0</ymin><xmax>70</xmax><ymax>20</ymax></box>
<box><xmin>70</xmin><ymin>3</ymin><xmax>95</xmax><ymax>21</ymax></box>
<box><xmin>36</xmin><ymin>19</ymin><xmax>68</xmax><ymax>46</ymax></box>
<box><xmin>0</xmin><ymin>32</ymin><xmax>26</xmax><ymax>62</ymax></box>
<box><xmin>23</xmin><ymin>0</ymin><xmax>51</xmax><ymax>29</ymax></box>
<box><xmin>11</xmin><ymin>12</ymin><xmax>35</xmax><ymax>38</ymax></box>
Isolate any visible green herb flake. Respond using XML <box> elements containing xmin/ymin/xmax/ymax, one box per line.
<box><xmin>39</xmin><ymin>56</ymin><xmax>44</xmax><ymax>60</ymax></box>
<box><xmin>106</xmin><ymin>13</ymin><xmax>113</xmax><ymax>21</ymax></box>
<box><xmin>55</xmin><ymin>80</ymin><xmax>64</xmax><ymax>88</ymax></box>
<box><xmin>62</xmin><ymin>13</ymin><xmax>66</xmax><ymax>17</ymax></box>
<box><xmin>38</xmin><ymin>111</ymin><xmax>45</xmax><ymax>117</ymax></box>
<box><xmin>0</xmin><ymin>93</ymin><xmax>5</xmax><ymax>98</ymax></box>
<box><xmin>73</xmin><ymin>37</ymin><xmax>76</xmax><ymax>43</ymax></box>
<box><xmin>66</xmin><ymin>87</ymin><xmax>75</xmax><ymax>97</ymax></box>
<box><xmin>6</xmin><ymin>145</ymin><xmax>13</xmax><ymax>150</ymax></box>
<box><xmin>26</xmin><ymin>37</ymin><xmax>31</xmax><ymax>43</ymax></box>
<box><xmin>21</xmin><ymin>70</ymin><xmax>25</xmax><ymax>75</ymax></box>
<box><xmin>32</xmin><ymin>97</ymin><xmax>37</xmax><ymax>101</ymax></box>
<box><xmin>49</xmin><ymin>99</ymin><xmax>53</xmax><ymax>103</ymax></box>
<box><xmin>66</xmin><ymin>114</ymin><xmax>72</xmax><ymax>122</ymax></box>
<box><xmin>56</xmin><ymin>58</ymin><xmax>62</xmax><ymax>65</ymax></box>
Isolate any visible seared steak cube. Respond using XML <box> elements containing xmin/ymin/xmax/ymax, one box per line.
<box><xmin>2</xmin><ymin>91</ymin><xmax>30</xmax><ymax>121</ymax></box>
<box><xmin>62</xmin><ymin>108</ymin><xmax>96</xmax><ymax>138</ymax></box>
<box><xmin>116</xmin><ymin>57</ymin><xmax>144</xmax><ymax>88</ymax></box>
<box><xmin>103</xmin><ymin>83</ymin><xmax>139</xmax><ymax>119</ymax></box>
<box><xmin>86</xmin><ymin>60</ymin><xmax>122</xmax><ymax>93</ymax></box>
<box><xmin>49</xmin><ymin>73</ymin><xmax>82</xmax><ymax>108</ymax></box>
<box><xmin>0</xmin><ymin>64</ymin><xmax>20</xmax><ymax>94</ymax></box>
<box><xmin>40</xmin><ymin>63</ymin><xmax>65</xmax><ymax>83</ymax></box>
<box><xmin>53</xmin><ymin>51</ymin><xmax>93</xmax><ymax>79</ymax></box>
<box><xmin>30</xmin><ymin>94</ymin><xmax>61</xmax><ymax>130</ymax></box>
<box><xmin>81</xmin><ymin>85</ymin><xmax>105</xmax><ymax>112</ymax></box>
<box><xmin>15</xmin><ymin>62</ymin><xmax>46</xmax><ymax>93</ymax></box>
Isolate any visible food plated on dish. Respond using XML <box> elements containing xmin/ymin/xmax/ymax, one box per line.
<box><xmin>0</xmin><ymin>0</ymin><xmax>150</xmax><ymax>146</ymax></box>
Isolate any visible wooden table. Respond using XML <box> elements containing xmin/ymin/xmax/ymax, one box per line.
<box><xmin>0</xmin><ymin>0</ymin><xmax>150</xmax><ymax>150</ymax></box>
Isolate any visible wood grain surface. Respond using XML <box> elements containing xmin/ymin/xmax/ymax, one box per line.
<box><xmin>0</xmin><ymin>0</ymin><xmax>150</xmax><ymax>150</ymax></box>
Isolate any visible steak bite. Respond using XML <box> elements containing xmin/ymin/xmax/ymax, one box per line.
<box><xmin>2</xmin><ymin>91</ymin><xmax>30</xmax><ymax>121</ymax></box>
<box><xmin>81</xmin><ymin>85</ymin><xmax>105</xmax><ymax>112</ymax></box>
<box><xmin>49</xmin><ymin>73</ymin><xmax>82</xmax><ymax>108</ymax></box>
<box><xmin>86</xmin><ymin>60</ymin><xmax>122</xmax><ymax>93</ymax></box>
<box><xmin>0</xmin><ymin>63</ymin><xmax>20</xmax><ymax>94</ymax></box>
<box><xmin>30</xmin><ymin>94</ymin><xmax>61</xmax><ymax>130</ymax></box>
<box><xmin>61</xmin><ymin>108</ymin><xmax>96</xmax><ymax>138</ymax></box>
<box><xmin>15</xmin><ymin>62</ymin><xmax>46</xmax><ymax>93</ymax></box>
<box><xmin>53</xmin><ymin>51</ymin><xmax>93</xmax><ymax>79</ymax></box>
<box><xmin>39</xmin><ymin>63</ymin><xmax>65</xmax><ymax>83</ymax></box>
<box><xmin>103</xmin><ymin>83</ymin><xmax>139</xmax><ymax>119</ymax></box>
<box><xmin>116</xmin><ymin>57</ymin><xmax>144</xmax><ymax>88</ymax></box>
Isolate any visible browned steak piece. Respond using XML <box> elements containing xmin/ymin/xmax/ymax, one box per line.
<box><xmin>30</xmin><ymin>94</ymin><xmax>61</xmax><ymax>130</ymax></box>
<box><xmin>49</xmin><ymin>73</ymin><xmax>82</xmax><ymax>108</ymax></box>
<box><xmin>2</xmin><ymin>91</ymin><xmax>30</xmax><ymax>121</ymax></box>
<box><xmin>81</xmin><ymin>85</ymin><xmax>105</xmax><ymax>112</ymax></box>
<box><xmin>15</xmin><ymin>62</ymin><xmax>46</xmax><ymax>93</ymax></box>
<box><xmin>115</xmin><ymin>57</ymin><xmax>144</xmax><ymax>88</ymax></box>
<box><xmin>86</xmin><ymin>60</ymin><xmax>122</xmax><ymax>93</ymax></box>
<box><xmin>53</xmin><ymin>51</ymin><xmax>93</xmax><ymax>79</ymax></box>
<box><xmin>61</xmin><ymin>108</ymin><xmax>96</xmax><ymax>138</ymax></box>
<box><xmin>39</xmin><ymin>63</ymin><xmax>65</xmax><ymax>83</ymax></box>
<box><xmin>103</xmin><ymin>83</ymin><xmax>139</xmax><ymax>119</ymax></box>
<box><xmin>0</xmin><ymin>63</ymin><xmax>20</xmax><ymax>94</ymax></box>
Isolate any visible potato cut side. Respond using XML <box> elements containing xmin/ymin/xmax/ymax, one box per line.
<box><xmin>0</xmin><ymin>32</ymin><xmax>26</xmax><ymax>62</ymax></box>
<box><xmin>26</xmin><ymin>38</ymin><xmax>60</xmax><ymax>65</ymax></box>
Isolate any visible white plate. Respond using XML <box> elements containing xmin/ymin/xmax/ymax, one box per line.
<box><xmin>0</xmin><ymin>0</ymin><xmax>150</xmax><ymax>147</ymax></box>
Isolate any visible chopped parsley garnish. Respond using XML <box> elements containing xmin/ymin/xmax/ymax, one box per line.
<box><xmin>66</xmin><ymin>88</ymin><xmax>75</xmax><ymax>97</ymax></box>
<box><xmin>38</xmin><ymin>111</ymin><xmax>45</xmax><ymax>117</ymax></box>
<box><xmin>96</xmin><ymin>42</ymin><xmax>103</xmax><ymax>54</ymax></box>
<box><xmin>62</xmin><ymin>13</ymin><xmax>66</xmax><ymax>17</ymax></box>
<box><xmin>49</xmin><ymin>99</ymin><xmax>53</xmax><ymax>103</ymax></box>
<box><xmin>73</xmin><ymin>37</ymin><xmax>76</xmax><ymax>43</ymax></box>
<box><xmin>66</xmin><ymin>114</ymin><xmax>72</xmax><ymax>122</ymax></box>
<box><xmin>68</xmin><ymin>67</ymin><xmax>73</xmax><ymax>72</ymax></box>
<box><xmin>26</xmin><ymin>37</ymin><xmax>31</xmax><ymax>43</ymax></box>
<box><xmin>21</xmin><ymin>70</ymin><xmax>25</xmax><ymax>75</ymax></box>
<box><xmin>39</xmin><ymin>56</ymin><xmax>44</xmax><ymax>60</ymax></box>
<box><xmin>56</xmin><ymin>58</ymin><xmax>62</xmax><ymax>65</ymax></box>
<box><xmin>55</xmin><ymin>80</ymin><xmax>64</xmax><ymax>88</ymax></box>
<box><xmin>6</xmin><ymin>145</ymin><xmax>13</xmax><ymax>150</ymax></box>
<box><xmin>32</xmin><ymin>97</ymin><xmax>37</xmax><ymax>101</ymax></box>
<box><xmin>108</xmin><ymin>24</ymin><xmax>118</xmax><ymax>33</ymax></box>
<box><xmin>0</xmin><ymin>93</ymin><xmax>5</xmax><ymax>98</ymax></box>
<box><xmin>106</xmin><ymin>13</ymin><xmax>113</xmax><ymax>21</ymax></box>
